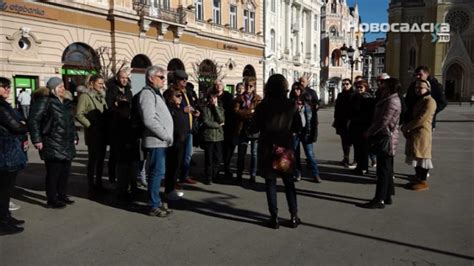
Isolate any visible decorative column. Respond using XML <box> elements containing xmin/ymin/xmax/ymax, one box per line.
<box><xmin>285</xmin><ymin>0</ymin><xmax>291</xmax><ymax>55</ymax></box>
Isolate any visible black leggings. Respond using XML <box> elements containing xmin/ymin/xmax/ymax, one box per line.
<box><xmin>415</xmin><ymin>167</ymin><xmax>429</xmax><ymax>181</ymax></box>
<box><xmin>0</xmin><ymin>171</ymin><xmax>17</xmax><ymax>220</ymax></box>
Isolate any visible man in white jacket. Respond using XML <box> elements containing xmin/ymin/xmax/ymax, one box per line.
<box><xmin>17</xmin><ymin>88</ymin><xmax>31</xmax><ymax>119</ymax></box>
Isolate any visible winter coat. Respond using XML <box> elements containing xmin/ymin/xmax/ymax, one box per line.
<box><xmin>202</xmin><ymin>104</ymin><xmax>225</xmax><ymax>142</ymax></box>
<box><xmin>302</xmin><ymin>87</ymin><xmax>319</xmax><ymax>142</ymax></box>
<box><xmin>367</xmin><ymin>93</ymin><xmax>402</xmax><ymax>156</ymax></box>
<box><xmin>233</xmin><ymin>93</ymin><xmax>262</xmax><ymax>139</ymax></box>
<box><xmin>29</xmin><ymin>88</ymin><xmax>77</xmax><ymax>161</ymax></box>
<box><xmin>105</xmin><ymin>80</ymin><xmax>133</xmax><ymax>143</ymax></box>
<box><xmin>76</xmin><ymin>90</ymin><xmax>107</xmax><ymax>146</ymax></box>
<box><xmin>349</xmin><ymin>91</ymin><xmax>376</xmax><ymax>138</ymax></box>
<box><xmin>402</xmin><ymin>94</ymin><xmax>436</xmax><ymax>159</ymax></box>
<box><xmin>0</xmin><ymin>98</ymin><xmax>28</xmax><ymax>171</ymax></box>
<box><xmin>250</xmin><ymin>96</ymin><xmax>300</xmax><ymax>179</ymax></box>
<box><xmin>333</xmin><ymin>89</ymin><xmax>353</xmax><ymax>135</ymax></box>
<box><xmin>168</xmin><ymin>104</ymin><xmax>189</xmax><ymax>143</ymax></box>
<box><xmin>218</xmin><ymin>91</ymin><xmax>235</xmax><ymax>137</ymax></box>
<box><xmin>405</xmin><ymin>76</ymin><xmax>447</xmax><ymax>128</ymax></box>
<box><xmin>111</xmin><ymin>102</ymin><xmax>140</xmax><ymax>162</ymax></box>
<box><xmin>139</xmin><ymin>85</ymin><xmax>174</xmax><ymax>148</ymax></box>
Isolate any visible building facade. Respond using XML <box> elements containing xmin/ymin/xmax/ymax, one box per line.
<box><xmin>0</xmin><ymin>0</ymin><xmax>265</xmax><ymax>104</ymax></box>
<box><xmin>363</xmin><ymin>38</ymin><xmax>386</xmax><ymax>88</ymax></box>
<box><xmin>386</xmin><ymin>0</ymin><xmax>474</xmax><ymax>101</ymax></box>
<box><xmin>320</xmin><ymin>0</ymin><xmax>364</xmax><ymax>104</ymax></box>
<box><xmin>263</xmin><ymin>0</ymin><xmax>322</xmax><ymax>97</ymax></box>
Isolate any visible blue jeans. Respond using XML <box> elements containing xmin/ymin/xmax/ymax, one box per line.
<box><xmin>147</xmin><ymin>148</ymin><xmax>166</xmax><ymax>208</ymax></box>
<box><xmin>180</xmin><ymin>133</ymin><xmax>193</xmax><ymax>182</ymax></box>
<box><xmin>292</xmin><ymin>136</ymin><xmax>320</xmax><ymax>177</ymax></box>
<box><xmin>237</xmin><ymin>137</ymin><xmax>258</xmax><ymax>178</ymax></box>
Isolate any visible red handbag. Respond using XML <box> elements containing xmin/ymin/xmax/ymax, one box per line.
<box><xmin>271</xmin><ymin>146</ymin><xmax>295</xmax><ymax>174</ymax></box>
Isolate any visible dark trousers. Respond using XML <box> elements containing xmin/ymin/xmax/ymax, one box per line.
<box><xmin>339</xmin><ymin>132</ymin><xmax>352</xmax><ymax>161</ymax></box>
<box><xmin>354</xmin><ymin>136</ymin><xmax>369</xmax><ymax>171</ymax></box>
<box><xmin>87</xmin><ymin>139</ymin><xmax>107</xmax><ymax>187</ymax></box>
<box><xmin>165</xmin><ymin>141</ymin><xmax>185</xmax><ymax>194</ymax></box>
<box><xmin>265</xmin><ymin>176</ymin><xmax>298</xmax><ymax>217</ymax></box>
<box><xmin>0</xmin><ymin>171</ymin><xmax>17</xmax><ymax>220</ymax></box>
<box><xmin>45</xmin><ymin>160</ymin><xmax>72</xmax><ymax>203</ymax></box>
<box><xmin>237</xmin><ymin>138</ymin><xmax>258</xmax><ymax>178</ymax></box>
<box><xmin>374</xmin><ymin>155</ymin><xmax>394</xmax><ymax>202</ymax></box>
<box><xmin>108</xmin><ymin>145</ymin><xmax>116</xmax><ymax>182</ymax></box>
<box><xmin>223</xmin><ymin>135</ymin><xmax>237</xmax><ymax>173</ymax></box>
<box><xmin>203</xmin><ymin>141</ymin><xmax>222</xmax><ymax>182</ymax></box>
<box><xmin>116</xmin><ymin>161</ymin><xmax>138</xmax><ymax>194</ymax></box>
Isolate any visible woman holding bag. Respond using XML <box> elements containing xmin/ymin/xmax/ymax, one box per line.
<box><xmin>29</xmin><ymin>77</ymin><xmax>78</xmax><ymax>208</ymax></box>
<box><xmin>0</xmin><ymin>77</ymin><xmax>28</xmax><ymax>235</ymax></box>
<box><xmin>250</xmin><ymin>74</ymin><xmax>301</xmax><ymax>229</ymax></box>
<box><xmin>358</xmin><ymin>78</ymin><xmax>401</xmax><ymax>209</ymax></box>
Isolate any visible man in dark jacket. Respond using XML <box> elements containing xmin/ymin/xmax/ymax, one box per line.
<box><xmin>299</xmin><ymin>76</ymin><xmax>320</xmax><ymax>143</ymax></box>
<box><xmin>105</xmin><ymin>70</ymin><xmax>133</xmax><ymax>183</ymax></box>
<box><xmin>404</xmin><ymin>66</ymin><xmax>447</xmax><ymax>129</ymax></box>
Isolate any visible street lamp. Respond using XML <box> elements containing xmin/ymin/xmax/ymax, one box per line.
<box><xmin>340</xmin><ymin>43</ymin><xmax>366</xmax><ymax>82</ymax></box>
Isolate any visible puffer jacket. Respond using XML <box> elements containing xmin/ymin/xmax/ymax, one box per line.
<box><xmin>202</xmin><ymin>104</ymin><xmax>225</xmax><ymax>142</ymax></box>
<box><xmin>0</xmin><ymin>98</ymin><xmax>28</xmax><ymax>171</ymax></box>
<box><xmin>29</xmin><ymin>88</ymin><xmax>77</xmax><ymax>161</ymax></box>
<box><xmin>367</xmin><ymin>93</ymin><xmax>401</xmax><ymax>156</ymax></box>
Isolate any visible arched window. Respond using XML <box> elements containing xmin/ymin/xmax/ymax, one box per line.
<box><xmin>331</xmin><ymin>49</ymin><xmax>341</xmax><ymax>66</ymax></box>
<box><xmin>331</xmin><ymin>0</ymin><xmax>337</xmax><ymax>13</ymax></box>
<box><xmin>330</xmin><ymin>26</ymin><xmax>338</xmax><ymax>37</ymax></box>
<box><xmin>131</xmin><ymin>54</ymin><xmax>152</xmax><ymax>69</ymax></box>
<box><xmin>270</xmin><ymin>29</ymin><xmax>276</xmax><ymax>52</ymax></box>
<box><xmin>167</xmin><ymin>58</ymin><xmax>186</xmax><ymax>85</ymax></box>
<box><xmin>243</xmin><ymin>64</ymin><xmax>256</xmax><ymax>78</ymax></box>
<box><xmin>62</xmin><ymin>42</ymin><xmax>99</xmax><ymax>69</ymax></box>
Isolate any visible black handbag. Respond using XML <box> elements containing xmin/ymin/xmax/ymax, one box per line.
<box><xmin>368</xmin><ymin>132</ymin><xmax>392</xmax><ymax>156</ymax></box>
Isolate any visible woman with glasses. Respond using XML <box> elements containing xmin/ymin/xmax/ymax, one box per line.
<box><xmin>402</xmin><ymin>80</ymin><xmax>436</xmax><ymax>191</ymax></box>
<box><xmin>0</xmin><ymin>77</ymin><xmax>28</xmax><ymax>235</ymax></box>
<box><xmin>76</xmin><ymin>75</ymin><xmax>108</xmax><ymax>193</ymax></box>
<box><xmin>333</xmin><ymin>78</ymin><xmax>355</xmax><ymax>168</ymax></box>
<box><xmin>349</xmin><ymin>80</ymin><xmax>376</xmax><ymax>175</ymax></box>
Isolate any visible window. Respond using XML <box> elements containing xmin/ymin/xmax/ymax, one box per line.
<box><xmin>331</xmin><ymin>0</ymin><xmax>337</xmax><ymax>13</ymax></box>
<box><xmin>196</xmin><ymin>0</ymin><xmax>203</xmax><ymax>21</ymax></box>
<box><xmin>271</xmin><ymin>0</ymin><xmax>275</xmax><ymax>12</ymax></box>
<box><xmin>230</xmin><ymin>5</ymin><xmax>237</xmax><ymax>28</ymax></box>
<box><xmin>249</xmin><ymin>11</ymin><xmax>255</xmax><ymax>33</ymax></box>
<box><xmin>244</xmin><ymin>9</ymin><xmax>249</xmax><ymax>31</ymax></box>
<box><xmin>330</xmin><ymin>26</ymin><xmax>338</xmax><ymax>37</ymax></box>
<box><xmin>378</xmin><ymin>57</ymin><xmax>384</xmax><ymax>64</ymax></box>
<box><xmin>161</xmin><ymin>0</ymin><xmax>170</xmax><ymax>10</ymax></box>
<box><xmin>270</xmin><ymin>30</ymin><xmax>275</xmax><ymax>51</ymax></box>
<box><xmin>213</xmin><ymin>0</ymin><xmax>221</xmax><ymax>24</ymax></box>
<box><xmin>314</xmin><ymin>15</ymin><xmax>318</xmax><ymax>30</ymax></box>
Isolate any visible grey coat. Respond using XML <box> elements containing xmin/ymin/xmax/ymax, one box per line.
<box><xmin>367</xmin><ymin>93</ymin><xmax>401</xmax><ymax>156</ymax></box>
<box><xmin>138</xmin><ymin>85</ymin><xmax>174</xmax><ymax>148</ymax></box>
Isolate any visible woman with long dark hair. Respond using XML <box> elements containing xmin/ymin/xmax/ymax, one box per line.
<box><xmin>0</xmin><ymin>77</ymin><xmax>27</xmax><ymax>234</ymax></box>
<box><xmin>250</xmin><ymin>74</ymin><xmax>301</xmax><ymax>229</ymax></box>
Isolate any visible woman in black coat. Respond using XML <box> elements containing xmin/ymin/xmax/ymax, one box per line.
<box><xmin>333</xmin><ymin>78</ymin><xmax>354</xmax><ymax>167</ymax></box>
<box><xmin>0</xmin><ymin>77</ymin><xmax>28</xmax><ymax>235</ymax></box>
<box><xmin>250</xmin><ymin>74</ymin><xmax>301</xmax><ymax>229</ymax></box>
<box><xmin>29</xmin><ymin>77</ymin><xmax>78</xmax><ymax>209</ymax></box>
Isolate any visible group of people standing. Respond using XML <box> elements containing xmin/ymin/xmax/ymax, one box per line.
<box><xmin>0</xmin><ymin>63</ymin><xmax>447</xmax><ymax>234</ymax></box>
<box><xmin>333</xmin><ymin>66</ymin><xmax>447</xmax><ymax>209</ymax></box>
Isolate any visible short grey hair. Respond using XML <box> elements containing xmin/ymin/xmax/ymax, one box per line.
<box><xmin>145</xmin><ymin>65</ymin><xmax>166</xmax><ymax>84</ymax></box>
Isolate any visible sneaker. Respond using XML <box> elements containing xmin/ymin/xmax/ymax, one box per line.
<box><xmin>411</xmin><ymin>181</ymin><xmax>429</xmax><ymax>191</ymax></box>
<box><xmin>313</xmin><ymin>176</ymin><xmax>322</xmax><ymax>183</ymax></box>
<box><xmin>58</xmin><ymin>196</ymin><xmax>75</xmax><ymax>205</ymax></box>
<box><xmin>346</xmin><ymin>162</ymin><xmax>357</xmax><ymax>169</ymax></box>
<box><xmin>166</xmin><ymin>190</ymin><xmax>184</xmax><ymax>201</ymax></box>
<box><xmin>9</xmin><ymin>201</ymin><xmax>20</xmax><ymax>211</ymax></box>
<box><xmin>148</xmin><ymin>207</ymin><xmax>169</xmax><ymax>217</ymax></box>
<box><xmin>160</xmin><ymin>203</ymin><xmax>173</xmax><ymax>214</ymax></box>
<box><xmin>294</xmin><ymin>174</ymin><xmax>302</xmax><ymax>182</ymax></box>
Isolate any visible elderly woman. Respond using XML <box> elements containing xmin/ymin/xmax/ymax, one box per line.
<box><xmin>402</xmin><ymin>80</ymin><xmax>436</xmax><ymax>191</ymax></box>
<box><xmin>29</xmin><ymin>77</ymin><xmax>78</xmax><ymax>208</ymax></box>
<box><xmin>0</xmin><ymin>77</ymin><xmax>28</xmax><ymax>235</ymax></box>
<box><xmin>250</xmin><ymin>74</ymin><xmax>301</xmax><ymax>229</ymax></box>
<box><xmin>76</xmin><ymin>75</ymin><xmax>108</xmax><ymax>192</ymax></box>
<box><xmin>358</xmin><ymin>78</ymin><xmax>401</xmax><ymax>209</ymax></box>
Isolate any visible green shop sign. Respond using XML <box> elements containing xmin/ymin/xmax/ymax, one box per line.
<box><xmin>61</xmin><ymin>68</ymin><xmax>97</xmax><ymax>75</ymax></box>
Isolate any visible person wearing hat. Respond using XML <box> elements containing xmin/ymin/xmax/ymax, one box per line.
<box><xmin>401</xmin><ymin>79</ymin><xmax>436</xmax><ymax>191</ymax></box>
<box><xmin>29</xmin><ymin>77</ymin><xmax>78</xmax><ymax>208</ymax></box>
<box><xmin>164</xmin><ymin>69</ymin><xmax>200</xmax><ymax>185</ymax></box>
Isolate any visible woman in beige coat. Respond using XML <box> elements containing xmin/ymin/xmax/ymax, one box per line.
<box><xmin>402</xmin><ymin>80</ymin><xmax>436</xmax><ymax>191</ymax></box>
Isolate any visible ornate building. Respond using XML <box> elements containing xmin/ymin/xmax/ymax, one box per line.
<box><xmin>0</xmin><ymin>0</ymin><xmax>265</xmax><ymax>103</ymax></box>
<box><xmin>320</xmin><ymin>0</ymin><xmax>364</xmax><ymax>104</ymax></box>
<box><xmin>386</xmin><ymin>0</ymin><xmax>474</xmax><ymax>101</ymax></box>
<box><xmin>363</xmin><ymin>38</ymin><xmax>386</xmax><ymax>88</ymax></box>
<box><xmin>263</xmin><ymin>0</ymin><xmax>323</xmax><ymax>96</ymax></box>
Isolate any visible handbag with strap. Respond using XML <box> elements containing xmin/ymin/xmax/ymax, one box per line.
<box><xmin>271</xmin><ymin>145</ymin><xmax>295</xmax><ymax>174</ymax></box>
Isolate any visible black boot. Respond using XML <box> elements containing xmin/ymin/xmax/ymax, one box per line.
<box><xmin>6</xmin><ymin>215</ymin><xmax>25</xmax><ymax>226</ymax></box>
<box><xmin>0</xmin><ymin>220</ymin><xmax>24</xmax><ymax>235</ymax></box>
<box><xmin>290</xmin><ymin>214</ymin><xmax>301</xmax><ymax>228</ymax></box>
<box><xmin>267</xmin><ymin>215</ymin><xmax>279</xmax><ymax>229</ymax></box>
<box><xmin>357</xmin><ymin>199</ymin><xmax>385</xmax><ymax>209</ymax></box>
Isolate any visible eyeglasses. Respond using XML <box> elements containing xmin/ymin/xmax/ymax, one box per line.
<box><xmin>174</xmin><ymin>94</ymin><xmax>183</xmax><ymax>98</ymax></box>
<box><xmin>356</xmin><ymin>86</ymin><xmax>364</xmax><ymax>89</ymax></box>
<box><xmin>155</xmin><ymin>75</ymin><xmax>166</xmax><ymax>80</ymax></box>
<box><xmin>342</xmin><ymin>83</ymin><xmax>350</xmax><ymax>86</ymax></box>
<box><xmin>0</xmin><ymin>86</ymin><xmax>11</xmax><ymax>90</ymax></box>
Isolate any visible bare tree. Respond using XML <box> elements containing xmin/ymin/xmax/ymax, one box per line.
<box><xmin>190</xmin><ymin>59</ymin><xmax>226</xmax><ymax>98</ymax></box>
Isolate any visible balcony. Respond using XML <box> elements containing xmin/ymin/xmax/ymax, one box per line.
<box><xmin>135</xmin><ymin>5</ymin><xmax>187</xmax><ymax>25</ymax></box>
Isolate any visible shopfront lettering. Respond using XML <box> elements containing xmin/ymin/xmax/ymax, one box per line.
<box><xmin>223</xmin><ymin>44</ymin><xmax>238</xmax><ymax>51</ymax></box>
<box><xmin>0</xmin><ymin>1</ymin><xmax>45</xmax><ymax>16</ymax></box>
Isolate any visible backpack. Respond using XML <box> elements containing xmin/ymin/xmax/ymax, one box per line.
<box><xmin>130</xmin><ymin>91</ymin><xmax>145</xmax><ymax>140</ymax></box>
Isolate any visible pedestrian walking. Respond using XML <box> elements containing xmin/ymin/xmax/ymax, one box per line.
<box><xmin>29</xmin><ymin>77</ymin><xmax>78</xmax><ymax>208</ymax></box>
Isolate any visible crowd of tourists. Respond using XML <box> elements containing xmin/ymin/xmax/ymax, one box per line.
<box><xmin>0</xmin><ymin>64</ymin><xmax>447</xmax><ymax>234</ymax></box>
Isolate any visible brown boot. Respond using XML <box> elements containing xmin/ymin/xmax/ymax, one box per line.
<box><xmin>411</xmin><ymin>181</ymin><xmax>429</xmax><ymax>191</ymax></box>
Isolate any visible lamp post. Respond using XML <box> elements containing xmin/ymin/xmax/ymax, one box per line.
<box><xmin>340</xmin><ymin>43</ymin><xmax>366</xmax><ymax>82</ymax></box>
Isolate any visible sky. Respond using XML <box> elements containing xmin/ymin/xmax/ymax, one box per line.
<box><xmin>347</xmin><ymin>0</ymin><xmax>389</xmax><ymax>42</ymax></box>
